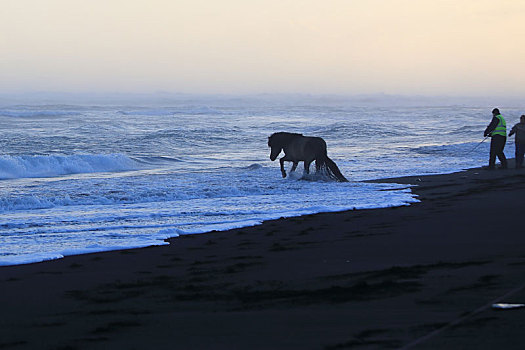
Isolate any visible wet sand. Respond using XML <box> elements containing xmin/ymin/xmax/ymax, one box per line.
<box><xmin>2</xmin><ymin>164</ymin><xmax>525</xmax><ymax>349</ymax></box>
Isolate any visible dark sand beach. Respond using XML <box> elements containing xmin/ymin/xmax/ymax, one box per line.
<box><xmin>2</xmin><ymin>163</ymin><xmax>525</xmax><ymax>350</ymax></box>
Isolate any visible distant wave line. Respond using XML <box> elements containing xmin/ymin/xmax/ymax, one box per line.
<box><xmin>0</xmin><ymin>109</ymin><xmax>82</xmax><ymax>118</ymax></box>
<box><xmin>117</xmin><ymin>106</ymin><xmax>220</xmax><ymax>116</ymax></box>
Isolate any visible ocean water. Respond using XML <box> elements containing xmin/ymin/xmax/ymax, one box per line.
<box><xmin>0</xmin><ymin>102</ymin><xmax>521</xmax><ymax>265</ymax></box>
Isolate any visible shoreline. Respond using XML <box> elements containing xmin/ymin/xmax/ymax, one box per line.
<box><xmin>2</xmin><ymin>163</ymin><xmax>525</xmax><ymax>349</ymax></box>
<box><xmin>1</xmin><ymin>173</ymin><xmax>420</xmax><ymax>267</ymax></box>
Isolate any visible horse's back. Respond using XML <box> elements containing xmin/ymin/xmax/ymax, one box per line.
<box><xmin>304</xmin><ymin>136</ymin><xmax>327</xmax><ymax>154</ymax></box>
<box><xmin>287</xmin><ymin>135</ymin><xmax>326</xmax><ymax>159</ymax></box>
<box><xmin>305</xmin><ymin>136</ymin><xmax>326</xmax><ymax>146</ymax></box>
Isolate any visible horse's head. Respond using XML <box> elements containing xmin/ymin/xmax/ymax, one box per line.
<box><xmin>268</xmin><ymin>134</ymin><xmax>282</xmax><ymax>161</ymax></box>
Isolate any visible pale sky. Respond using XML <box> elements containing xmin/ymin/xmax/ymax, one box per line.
<box><xmin>1</xmin><ymin>0</ymin><xmax>525</xmax><ymax>96</ymax></box>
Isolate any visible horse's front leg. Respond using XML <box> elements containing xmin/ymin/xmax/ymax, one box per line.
<box><xmin>279</xmin><ymin>158</ymin><xmax>287</xmax><ymax>178</ymax></box>
<box><xmin>290</xmin><ymin>161</ymin><xmax>298</xmax><ymax>173</ymax></box>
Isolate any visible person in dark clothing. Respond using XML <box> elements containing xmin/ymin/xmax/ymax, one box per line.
<box><xmin>483</xmin><ymin>108</ymin><xmax>507</xmax><ymax>169</ymax></box>
<box><xmin>509</xmin><ymin>115</ymin><xmax>525</xmax><ymax>169</ymax></box>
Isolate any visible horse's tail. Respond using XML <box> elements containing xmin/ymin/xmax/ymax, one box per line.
<box><xmin>325</xmin><ymin>156</ymin><xmax>348</xmax><ymax>182</ymax></box>
<box><xmin>317</xmin><ymin>155</ymin><xmax>348</xmax><ymax>182</ymax></box>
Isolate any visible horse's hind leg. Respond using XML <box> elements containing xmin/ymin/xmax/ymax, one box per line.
<box><xmin>304</xmin><ymin>160</ymin><xmax>313</xmax><ymax>174</ymax></box>
<box><xmin>291</xmin><ymin>161</ymin><xmax>298</xmax><ymax>173</ymax></box>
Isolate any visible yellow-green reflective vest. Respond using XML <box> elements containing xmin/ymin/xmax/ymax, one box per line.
<box><xmin>492</xmin><ymin>114</ymin><xmax>506</xmax><ymax>136</ymax></box>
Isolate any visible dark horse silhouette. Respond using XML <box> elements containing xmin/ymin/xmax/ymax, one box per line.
<box><xmin>268</xmin><ymin>132</ymin><xmax>348</xmax><ymax>182</ymax></box>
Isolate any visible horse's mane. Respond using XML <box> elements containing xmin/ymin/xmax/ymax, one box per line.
<box><xmin>268</xmin><ymin>132</ymin><xmax>304</xmax><ymax>146</ymax></box>
<box><xmin>269</xmin><ymin>132</ymin><xmax>303</xmax><ymax>139</ymax></box>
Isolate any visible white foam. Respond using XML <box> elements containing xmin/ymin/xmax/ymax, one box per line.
<box><xmin>0</xmin><ymin>180</ymin><xmax>419</xmax><ymax>266</ymax></box>
<box><xmin>0</xmin><ymin>252</ymin><xmax>63</xmax><ymax>266</ymax></box>
<box><xmin>59</xmin><ymin>241</ymin><xmax>170</xmax><ymax>257</ymax></box>
<box><xmin>0</xmin><ymin>241</ymin><xmax>172</xmax><ymax>266</ymax></box>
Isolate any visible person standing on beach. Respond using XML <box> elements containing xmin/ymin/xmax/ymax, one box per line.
<box><xmin>509</xmin><ymin>115</ymin><xmax>525</xmax><ymax>169</ymax></box>
<box><xmin>484</xmin><ymin>108</ymin><xmax>507</xmax><ymax>169</ymax></box>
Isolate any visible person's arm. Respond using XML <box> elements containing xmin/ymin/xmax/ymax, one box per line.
<box><xmin>484</xmin><ymin>116</ymin><xmax>499</xmax><ymax>137</ymax></box>
<box><xmin>509</xmin><ymin>125</ymin><xmax>516</xmax><ymax>137</ymax></box>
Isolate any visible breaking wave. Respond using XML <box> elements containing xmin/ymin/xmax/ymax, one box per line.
<box><xmin>0</xmin><ymin>154</ymin><xmax>141</xmax><ymax>179</ymax></box>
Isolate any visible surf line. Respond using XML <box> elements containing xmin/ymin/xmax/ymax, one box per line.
<box><xmin>398</xmin><ymin>282</ymin><xmax>525</xmax><ymax>350</ymax></box>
